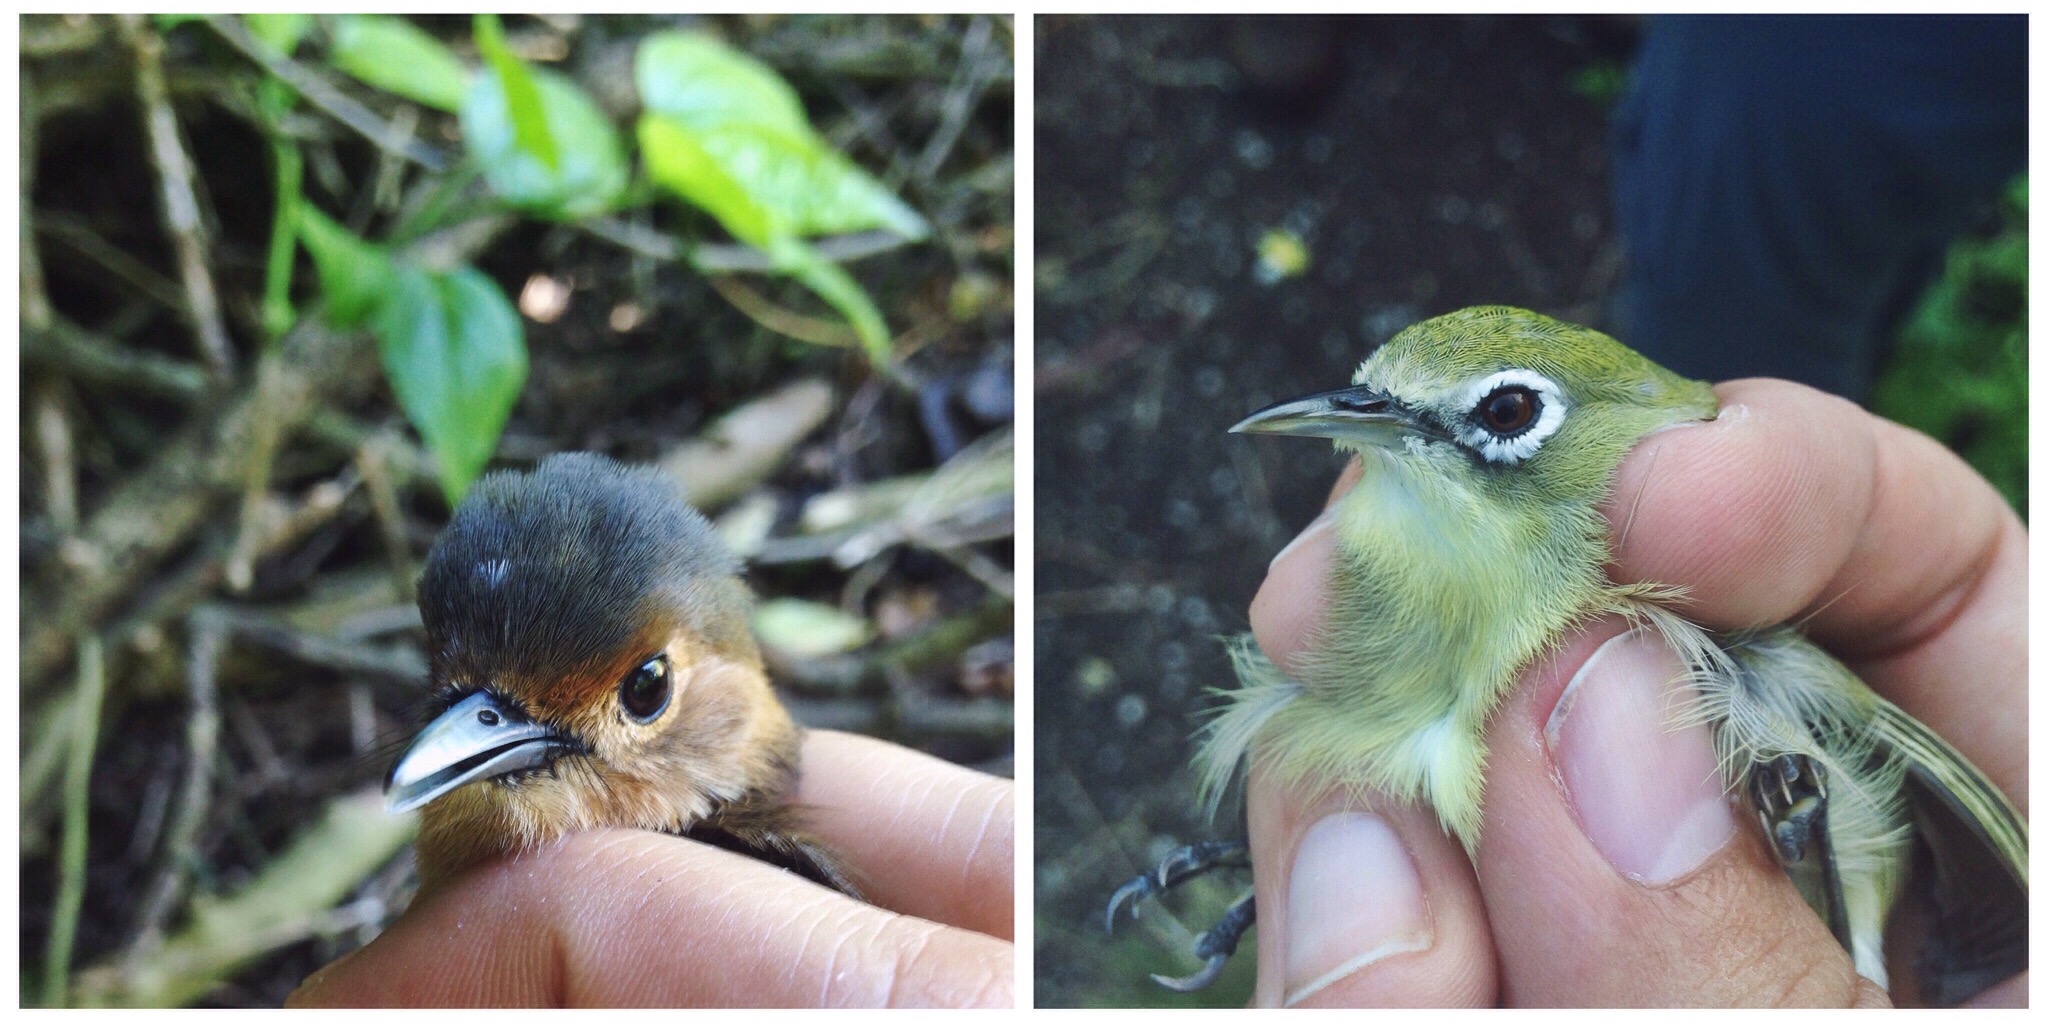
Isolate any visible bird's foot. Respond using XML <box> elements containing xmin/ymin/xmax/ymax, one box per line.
<box><xmin>1104</xmin><ymin>839</ymin><xmax>1250</xmax><ymax>930</ymax></box>
<box><xmin>1150</xmin><ymin>892</ymin><xmax>1257</xmax><ymax>992</ymax></box>
<box><xmin>1105</xmin><ymin>839</ymin><xmax>1254</xmax><ymax>992</ymax></box>
<box><xmin>1747</xmin><ymin>752</ymin><xmax>1830</xmax><ymax>864</ymax></box>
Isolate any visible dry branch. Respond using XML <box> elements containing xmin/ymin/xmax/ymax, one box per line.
<box><xmin>22</xmin><ymin>213</ymin><xmax>512</xmax><ymax>693</ymax></box>
<box><xmin>119</xmin><ymin>15</ymin><xmax>236</xmax><ymax>378</ymax></box>
<box><xmin>23</xmin><ymin>315</ymin><xmax>211</xmax><ymax>399</ymax></box>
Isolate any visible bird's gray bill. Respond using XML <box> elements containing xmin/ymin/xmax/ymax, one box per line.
<box><xmin>1230</xmin><ymin>384</ymin><xmax>1438</xmax><ymax>445</ymax></box>
<box><xmin>385</xmin><ymin>690</ymin><xmax>567</xmax><ymax>813</ymax></box>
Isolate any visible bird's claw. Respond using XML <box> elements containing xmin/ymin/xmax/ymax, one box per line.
<box><xmin>1104</xmin><ymin>874</ymin><xmax>1161</xmax><ymax>932</ymax></box>
<box><xmin>1150</xmin><ymin>954</ymin><xmax>1230</xmax><ymax>993</ymax></box>
<box><xmin>1104</xmin><ymin>839</ymin><xmax>1249</xmax><ymax>933</ymax></box>
<box><xmin>1148</xmin><ymin>891</ymin><xmax>1256</xmax><ymax>991</ymax></box>
<box><xmin>1107</xmin><ymin>839</ymin><xmax>1257</xmax><ymax>991</ymax></box>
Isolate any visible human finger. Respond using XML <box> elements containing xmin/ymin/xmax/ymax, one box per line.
<box><xmin>1604</xmin><ymin>378</ymin><xmax>2026</xmax><ymax>811</ymax></box>
<box><xmin>795</xmin><ymin>730</ymin><xmax>1015</xmax><ymax>939</ymax></box>
<box><xmin>1475</xmin><ymin>620</ymin><xmax>1890</xmax><ymax>1007</ymax></box>
<box><xmin>287</xmin><ymin>828</ymin><xmax>1012</xmax><ymax>1007</ymax></box>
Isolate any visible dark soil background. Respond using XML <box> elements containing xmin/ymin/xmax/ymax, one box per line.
<box><xmin>1033</xmin><ymin>14</ymin><xmax>1637</xmax><ymax>1006</ymax></box>
<box><xmin>21</xmin><ymin>13</ymin><xmax>1011</xmax><ymax>1007</ymax></box>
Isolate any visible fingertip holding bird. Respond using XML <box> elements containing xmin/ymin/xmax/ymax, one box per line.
<box><xmin>1603</xmin><ymin>378</ymin><xmax>1873</xmax><ymax>632</ymax></box>
<box><xmin>1544</xmin><ymin>627</ymin><xmax>1737</xmax><ymax>885</ymax></box>
<box><xmin>1250</xmin><ymin>512</ymin><xmax>1335</xmax><ymax>675</ymax></box>
<box><xmin>1476</xmin><ymin>618</ymin><xmax>1886</xmax><ymax>1007</ymax></box>
<box><xmin>1603</xmin><ymin>377</ymin><xmax>2028</xmax><ymax>813</ymax></box>
<box><xmin>1277</xmin><ymin>812</ymin><xmax>1433</xmax><ymax>1005</ymax></box>
<box><xmin>1248</xmin><ymin>457</ymin><xmax>1361</xmax><ymax>676</ymax></box>
<box><xmin>1246</xmin><ymin>771</ymin><xmax>1496</xmax><ymax>1007</ymax></box>
<box><xmin>1604</xmin><ymin>377</ymin><xmax>2014</xmax><ymax>656</ymax></box>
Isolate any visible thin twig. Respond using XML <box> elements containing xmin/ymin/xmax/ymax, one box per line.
<box><xmin>24</xmin><ymin>317</ymin><xmax>210</xmax><ymax>401</ymax></box>
<box><xmin>579</xmin><ymin>217</ymin><xmax>913</xmax><ymax>271</ymax></box>
<box><xmin>36</xmin><ymin>213</ymin><xmax>190</xmax><ymax>315</ymax></box>
<box><xmin>357</xmin><ymin>434</ymin><xmax>417</xmax><ymax>603</ymax></box>
<box><xmin>33</xmin><ymin>381</ymin><xmax>78</xmax><ymax>534</ymax></box>
<box><xmin>707</xmin><ymin>275</ymin><xmax>862</xmax><ymax>348</ymax></box>
<box><xmin>913</xmin><ymin>15</ymin><xmax>998</xmax><ymax>184</ymax></box>
<box><xmin>120</xmin><ymin>14</ymin><xmax>236</xmax><ymax>379</ymax></box>
<box><xmin>205</xmin><ymin>15</ymin><xmax>448</xmax><ymax>172</ymax></box>
<box><xmin>125</xmin><ymin>611</ymin><xmax>223</xmax><ymax>962</ymax></box>
<box><xmin>225</xmin><ymin>354</ymin><xmax>294</xmax><ymax>593</ymax></box>
<box><xmin>19</xmin><ymin>692</ymin><xmax>74</xmax><ymax>857</ymax></box>
<box><xmin>202</xmin><ymin>604</ymin><xmax>428</xmax><ymax>691</ymax></box>
<box><xmin>934</xmin><ymin>543</ymin><xmax>1014</xmax><ymax>599</ymax></box>
<box><xmin>42</xmin><ymin>635</ymin><xmax>106</xmax><ymax>1008</ymax></box>
<box><xmin>22</xmin><ymin>66</ymin><xmax>51</xmax><ymax>332</ymax></box>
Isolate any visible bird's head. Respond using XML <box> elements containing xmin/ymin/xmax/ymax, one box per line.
<box><xmin>386</xmin><ymin>454</ymin><xmax>799</xmax><ymax>885</ymax></box>
<box><xmin>1232</xmin><ymin>306</ymin><xmax>1719</xmax><ymax>506</ymax></box>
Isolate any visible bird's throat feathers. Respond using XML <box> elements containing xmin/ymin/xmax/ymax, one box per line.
<box><xmin>1209</xmin><ymin>445</ymin><xmax>1610</xmax><ymax>845</ymax></box>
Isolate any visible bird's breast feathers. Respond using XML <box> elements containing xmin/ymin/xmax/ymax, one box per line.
<box><xmin>1201</xmin><ymin>449</ymin><xmax>1606</xmax><ymax>843</ymax></box>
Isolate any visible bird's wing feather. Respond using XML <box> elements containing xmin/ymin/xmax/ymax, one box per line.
<box><xmin>1870</xmin><ymin>700</ymin><xmax>2028</xmax><ymax>1003</ymax></box>
<box><xmin>685</xmin><ymin>799</ymin><xmax>864</xmax><ymax>900</ymax></box>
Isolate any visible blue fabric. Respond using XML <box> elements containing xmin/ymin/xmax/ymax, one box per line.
<box><xmin>1610</xmin><ymin>14</ymin><xmax>2025</xmax><ymax>400</ymax></box>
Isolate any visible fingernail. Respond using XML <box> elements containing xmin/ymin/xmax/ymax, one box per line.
<box><xmin>1546</xmin><ymin>629</ymin><xmax>1736</xmax><ymax>884</ymax></box>
<box><xmin>1283</xmin><ymin>812</ymin><xmax>1432</xmax><ymax>1005</ymax></box>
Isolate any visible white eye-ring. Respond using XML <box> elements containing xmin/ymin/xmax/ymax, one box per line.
<box><xmin>1456</xmin><ymin>369</ymin><xmax>1567</xmax><ymax>464</ymax></box>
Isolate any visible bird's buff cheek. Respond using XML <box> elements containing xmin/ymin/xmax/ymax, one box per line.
<box><xmin>1543</xmin><ymin>629</ymin><xmax>1739</xmax><ymax>885</ymax></box>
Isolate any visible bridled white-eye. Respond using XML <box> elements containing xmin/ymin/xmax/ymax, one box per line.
<box><xmin>1106</xmin><ymin>305</ymin><xmax>2026</xmax><ymax>1003</ymax></box>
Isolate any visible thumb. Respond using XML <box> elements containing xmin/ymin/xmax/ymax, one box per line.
<box><xmin>1475</xmin><ymin>620</ymin><xmax>1890</xmax><ymax>1006</ymax></box>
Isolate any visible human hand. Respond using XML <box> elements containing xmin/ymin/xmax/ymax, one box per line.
<box><xmin>289</xmin><ymin>731</ymin><xmax>1013</xmax><ymax>1007</ymax></box>
<box><xmin>1244</xmin><ymin>378</ymin><xmax>2027</xmax><ymax>1007</ymax></box>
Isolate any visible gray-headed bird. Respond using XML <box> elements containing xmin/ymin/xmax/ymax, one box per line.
<box><xmin>385</xmin><ymin>453</ymin><xmax>855</xmax><ymax>897</ymax></box>
<box><xmin>1109</xmin><ymin>306</ymin><xmax>2024</xmax><ymax>1002</ymax></box>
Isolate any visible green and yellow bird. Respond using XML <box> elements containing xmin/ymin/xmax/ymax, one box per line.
<box><xmin>1108</xmin><ymin>306</ymin><xmax>2026</xmax><ymax>1002</ymax></box>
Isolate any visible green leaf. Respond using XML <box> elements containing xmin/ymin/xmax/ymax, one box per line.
<box><xmin>636</xmin><ymin>32</ymin><xmax>812</xmax><ymax>139</ymax></box>
<box><xmin>372</xmin><ymin>266</ymin><xmax>528</xmax><ymax>504</ymax></box>
<box><xmin>696</xmin><ymin>125</ymin><xmax>929</xmax><ymax>240</ymax></box>
<box><xmin>245</xmin><ymin>13</ymin><xmax>312</xmax><ymax>55</ymax></box>
<box><xmin>638</xmin><ymin>113</ymin><xmax>776</xmax><ymax>245</ymax></box>
<box><xmin>462</xmin><ymin>67</ymin><xmax>628</xmax><ymax>220</ymax></box>
<box><xmin>473</xmin><ymin>14</ymin><xmax>557</xmax><ymax>172</ymax></box>
<box><xmin>328</xmin><ymin>14</ymin><xmax>471</xmax><ymax>113</ymax></box>
<box><xmin>770</xmin><ymin>237</ymin><xmax>892</xmax><ymax>365</ymax></box>
<box><xmin>633</xmin><ymin>31</ymin><xmax>929</xmax><ymax>241</ymax></box>
<box><xmin>296</xmin><ymin>206</ymin><xmax>394</xmax><ymax>330</ymax></box>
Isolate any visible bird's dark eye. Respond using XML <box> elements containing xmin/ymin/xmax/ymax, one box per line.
<box><xmin>1477</xmin><ymin>386</ymin><xmax>1540</xmax><ymax>437</ymax></box>
<box><xmin>618</xmin><ymin>654</ymin><xmax>671</xmax><ymax>723</ymax></box>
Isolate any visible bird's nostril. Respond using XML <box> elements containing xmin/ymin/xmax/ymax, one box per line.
<box><xmin>478</xmin><ymin>709</ymin><xmax>501</xmax><ymax>726</ymax></box>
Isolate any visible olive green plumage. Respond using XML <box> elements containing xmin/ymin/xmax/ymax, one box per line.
<box><xmin>1199</xmin><ymin>307</ymin><xmax>1716</xmax><ymax>839</ymax></box>
<box><xmin>1204</xmin><ymin>305</ymin><xmax>2026</xmax><ymax>997</ymax></box>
